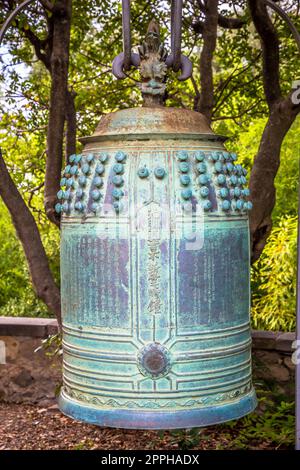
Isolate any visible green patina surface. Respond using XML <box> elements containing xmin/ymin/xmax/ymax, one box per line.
<box><xmin>58</xmin><ymin>107</ymin><xmax>256</xmax><ymax>429</ymax></box>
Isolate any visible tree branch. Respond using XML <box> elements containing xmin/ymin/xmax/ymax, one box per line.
<box><xmin>213</xmin><ymin>73</ymin><xmax>262</xmax><ymax>116</ymax></box>
<box><xmin>44</xmin><ymin>0</ymin><xmax>72</xmax><ymax>225</ymax></box>
<box><xmin>217</xmin><ymin>14</ymin><xmax>246</xmax><ymax>29</ymax></box>
<box><xmin>192</xmin><ymin>14</ymin><xmax>245</xmax><ymax>34</ymax></box>
<box><xmin>248</xmin><ymin>0</ymin><xmax>281</xmax><ymax>108</ymax></box>
<box><xmin>28</xmin><ymin>181</ymin><xmax>44</xmax><ymax>209</ymax></box>
<box><xmin>19</xmin><ymin>25</ymin><xmax>50</xmax><ymax>69</ymax></box>
<box><xmin>65</xmin><ymin>88</ymin><xmax>77</xmax><ymax>159</ymax></box>
<box><xmin>246</xmin><ymin>0</ymin><xmax>300</xmax><ymax>260</ymax></box>
<box><xmin>194</xmin><ymin>0</ymin><xmax>219</xmax><ymax>123</ymax></box>
<box><xmin>212</xmin><ymin>98</ymin><xmax>264</xmax><ymax>121</ymax></box>
<box><xmin>39</xmin><ymin>0</ymin><xmax>54</xmax><ymax>11</ymax></box>
<box><xmin>192</xmin><ymin>0</ymin><xmax>245</xmax><ymax>34</ymax></box>
<box><xmin>249</xmin><ymin>96</ymin><xmax>300</xmax><ymax>262</ymax></box>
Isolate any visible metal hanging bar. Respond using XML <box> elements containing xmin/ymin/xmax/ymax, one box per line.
<box><xmin>112</xmin><ymin>0</ymin><xmax>192</xmax><ymax>81</ymax></box>
<box><xmin>112</xmin><ymin>0</ymin><xmax>140</xmax><ymax>79</ymax></box>
<box><xmin>171</xmin><ymin>0</ymin><xmax>183</xmax><ymax>72</ymax></box>
<box><xmin>170</xmin><ymin>0</ymin><xmax>175</xmax><ymax>53</ymax></box>
<box><xmin>121</xmin><ymin>0</ymin><xmax>132</xmax><ymax>71</ymax></box>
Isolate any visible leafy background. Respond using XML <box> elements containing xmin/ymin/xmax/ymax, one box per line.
<box><xmin>0</xmin><ymin>0</ymin><xmax>299</xmax><ymax>330</ymax></box>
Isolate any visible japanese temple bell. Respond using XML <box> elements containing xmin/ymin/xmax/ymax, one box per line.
<box><xmin>58</xmin><ymin>1</ymin><xmax>257</xmax><ymax>429</ymax></box>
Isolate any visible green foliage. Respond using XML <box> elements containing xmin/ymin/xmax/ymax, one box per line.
<box><xmin>219</xmin><ymin>117</ymin><xmax>299</xmax><ymax>332</ymax></box>
<box><xmin>251</xmin><ymin>215</ymin><xmax>297</xmax><ymax>331</ymax></box>
<box><xmin>72</xmin><ymin>439</ymin><xmax>94</xmax><ymax>450</ymax></box>
<box><xmin>273</xmin><ymin>121</ymin><xmax>300</xmax><ymax>222</ymax></box>
<box><xmin>0</xmin><ymin>288</ymin><xmax>50</xmax><ymax>317</ymax></box>
<box><xmin>159</xmin><ymin>428</ymin><xmax>209</xmax><ymax>450</ymax></box>
<box><xmin>1</xmin><ymin>1</ymin><xmax>299</xmax><ymax>133</ymax></box>
<box><xmin>220</xmin><ymin>117</ymin><xmax>300</xmax><ymax>223</ymax></box>
<box><xmin>0</xmin><ymin>201</ymin><xmax>27</xmax><ymax>306</ymax></box>
<box><xmin>155</xmin><ymin>390</ymin><xmax>294</xmax><ymax>450</ymax></box>
<box><xmin>0</xmin><ymin>201</ymin><xmax>58</xmax><ymax>318</ymax></box>
<box><xmin>34</xmin><ymin>334</ymin><xmax>63</xmax><ymax>397</ymax></box>
<box><xmin>35</xmin><ymin>333</ymin><xmax>63</xmax><ymax>357</ymax></box>
<box><xmin>220</xmin><ymin>399</ymin><xmax>295</xmax><ymax>450</ymax></box>
<box><xmin>0</xmin><ymin>1</ymin><xmax>299</xmax><ymax>327</ymax></box>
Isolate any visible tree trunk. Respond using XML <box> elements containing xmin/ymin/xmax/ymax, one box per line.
<box><xmin>195</xmin><ymin>0</ymin><xmax>219</xmax><ymax>123</ymax></box>
<box><xmin>249</xmin><ymin>97</ymin><xmax>300</xmax><ymax>263</ymax></box>
<box><xmin>248</xmin><ymin>0</ymin><xmax>300</xmax><ymax>261</ymax></box>
<box><xmin>65</xmin><ymin>89</ymin><xmax>77</xmax><ymax>159</ymax></box>
<box><xmin>44</xmin><ymin>0</ymin><xmax>72</xmax><ymax>226</ymax></box>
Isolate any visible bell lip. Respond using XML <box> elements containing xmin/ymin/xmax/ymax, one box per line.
<box><xmin>58</xmin><ymin>388</ymin><xmax>257</xmax><ymax>430</ymax></box>
<box><xmin>79</xmin><ymin>107</ymin><xmax>228</xmax><ymax>144</ymax></box>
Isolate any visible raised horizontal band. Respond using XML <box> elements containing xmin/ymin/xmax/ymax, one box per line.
<box><xmin>59</xmin><ymin>388</ymin><xmax>257</xmax><ymax>429</ymax></box>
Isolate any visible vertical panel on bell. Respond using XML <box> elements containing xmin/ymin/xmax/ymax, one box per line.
<box><xmin>60</xmin><ymin>149</ymin><xmax>139</xmax><ymax>400</ymax></box>
<box><xmin>176</xmin><ymin>218</ymin><xmax>250</xmax><ymax>333</ymax></box>
<box><xmin>61</xmin><ymin>223</ymin><xmax>132</xmax><ymax>333</ymax></box>
<box><xmin>168</xmin><ymin>216</ymin><xmax>252</xmax><ymax>398</ymax></box>
<box><xmin>131</xmin><ymin>150</ymin><xmax>173</xmax><ymax>348</ymax></box>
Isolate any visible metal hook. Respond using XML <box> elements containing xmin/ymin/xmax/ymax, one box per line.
<box><xmin>122</xmin><ymin>0</ymin><xmax>131</xmax><ymax>71</ymax></box>
<box><xmin>170</xmin><ymin>0</ymin><xmax>182</xmax><ymax>72</ymax></box>
<box><xmin>165</xmin><ymin>0</ymin><xmax>193</xmax><ymax>81</ymax></box>
<box><xmin>1</xmin><ymin>1</ymin><xmax>298</xmax><ymax>86</ymax></box>
<box><xmin>112</xmin><ymin>0</ymin><xmax>192</xmax><ymax>81</ymax></box>
<box><xmin>112</xmin><ymin>0</ymin><xmax>140</xmax><ymax>79</ymax></box>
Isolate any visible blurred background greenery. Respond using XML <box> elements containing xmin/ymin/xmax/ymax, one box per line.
<box><xmin>0</xmin><ymin>116</ymin><xmax>297</xmax><ymax>330</ymax></box>
<box><xmin>0</xmin><ymin>0</ymin><xmax>298</xmax><ymax>330</ymax></box>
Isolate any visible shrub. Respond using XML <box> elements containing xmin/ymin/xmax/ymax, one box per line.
<box><xmin>251</xmin><ymin>215</ymin><xmax>297</xmax><ymax>331</ymax></box>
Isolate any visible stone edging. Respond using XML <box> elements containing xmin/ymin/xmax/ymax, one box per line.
<box><xmin>251</xmin><ymin>330</ymin><xmax>295</xmax><ymax>353</ymax></box>
<box><xmin>0</xmin><ymin>317</ymin><xmax>295</xmax><ymax>352</ymax></box>
<box><xmin>0</xmin><ymin>317</ymin><xmax>58</xmax><ymax>338</ymax></box>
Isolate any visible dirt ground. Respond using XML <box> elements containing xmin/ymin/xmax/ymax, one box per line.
<box><xmin>0</xmin><ymin>403</ymin><xmax>213</xmax><ymax>450</ymax></box>
<box><xmin>0</xmin><ymin>402</ymin><xmax>291</xmax><ymax>450</ymax></box>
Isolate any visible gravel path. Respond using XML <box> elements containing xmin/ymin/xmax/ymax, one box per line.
<box><xmin>0</xmin><ymin>402</ymin><xmax>291</xmax><ymax>450</ymax></box>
